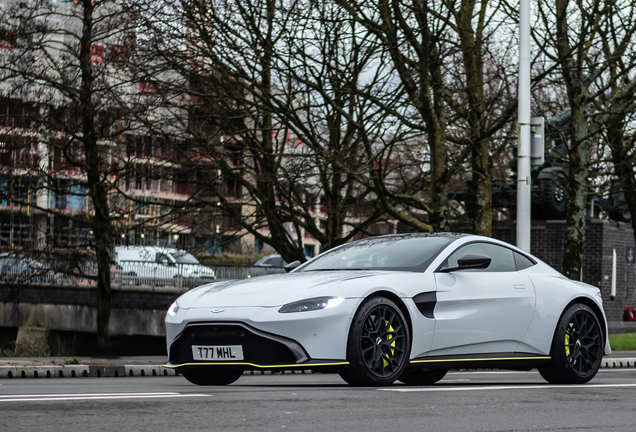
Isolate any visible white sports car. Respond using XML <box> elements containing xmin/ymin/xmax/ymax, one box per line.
<box><xmin>164</xmin><ymin>233</ymin><xmax>610</xmax><ymax>386</ymax></box>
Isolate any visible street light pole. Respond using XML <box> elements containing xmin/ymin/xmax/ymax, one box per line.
<box><xmin>517</xmin><ymin>0</ymin><xmax>531</xmax><ymax>252</ymax></box>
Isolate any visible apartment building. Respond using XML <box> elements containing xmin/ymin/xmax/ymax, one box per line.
<box><xmin>0</xmin><ymin>0</ymin><xmax>380</xmax><ymax>260</ymax></box>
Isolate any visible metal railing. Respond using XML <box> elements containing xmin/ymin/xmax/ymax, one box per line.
<box><xmin>0</xmin><ymin>261</ymin><xmax>286</xmax><ymax>289</ymax></box>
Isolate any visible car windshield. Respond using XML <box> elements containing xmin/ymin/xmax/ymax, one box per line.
<box><xmin>299</xmin><ymin>236</ymin><xmax>455</xmax><ymax>272</ymax></box>
<box><xmin>170</xmin><ymin>252</ymin><xmax>200</xmax><ymax>264</ymax></box>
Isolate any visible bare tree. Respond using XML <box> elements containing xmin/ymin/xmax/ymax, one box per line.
<box><xmin>596</xmin><ymin>2</ymin><xmax>636</xmax><ymax>243</ymax></box>
<box><xmin>534</xmin><ymin>0</ymin><xmax>632</xmax><ymax>278</ymax></box>
<box><xmin>336</xmin><ymin>0</ymin><xmax>522</xmax><ymax>235</ymax></box>
<box><xmin>133</xmin><ymin>0</ymin><xmax>404</xmax><ymax>261</ymax></box>
<box><xmin>0</xmin><ymin>0</ymin><xmax>145</xmax><ymax>346</ymax></box>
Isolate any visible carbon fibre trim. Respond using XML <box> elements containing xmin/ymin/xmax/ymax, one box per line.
<box><xmin>409</xmin><ymin>353</ymin><xmax>551</xmax><ymax>370</ymax></box>
<box><xmin>168</xmin><ymin>322</ymin><xmax>309</xmax><ymax>366</ymax></box>
<box><xmin>163</xmin><ymin>360</ymin><xmax>349</xmax><ymax>370</ymax></box>
<box><xmin>413</xmin><ymin>292</ymin><xmax>436</xmax><ymax>319</ymax></box>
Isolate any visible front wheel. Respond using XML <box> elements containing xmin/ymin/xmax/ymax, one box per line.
<box><xmin>182</xmin><ymin>369</ymin><xmax>243</xmax><ymax>386</ymax></box>
<box><xmin>339</xmin><ymin>297</ymin><xmax>411</xmax><ymax>386</ymax></box>
<box><xmin>538</xmin><ymin>303</ymin><xmax>604</xmax><ymax>384</ymax></box>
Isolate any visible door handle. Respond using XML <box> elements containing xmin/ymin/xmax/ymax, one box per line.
<box><xmin>514</xmin><ymin>284</ymin><xmax>525</xmax><ymax>289</ymax></box>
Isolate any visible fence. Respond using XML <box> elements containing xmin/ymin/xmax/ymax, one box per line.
<box><xmin>0</xmin><ymin>260</ymin><xmax>285</xmax><ymax>289</ymax></box>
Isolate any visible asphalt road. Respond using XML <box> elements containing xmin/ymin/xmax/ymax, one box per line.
<box><xmin>2</xmin><ymin>369</ymin><xmax>636</xmax><ymax>432</ymax></box>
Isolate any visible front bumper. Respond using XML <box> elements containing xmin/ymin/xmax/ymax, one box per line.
<box><xmin>164</xmin><ymin>322</ymin><xmax>348</xmax><ymax>371</ymax></box>
<box><xmin>165</xmin><ymin>299</ymin><xmax>360</xmax><ymax>369</ymax></box>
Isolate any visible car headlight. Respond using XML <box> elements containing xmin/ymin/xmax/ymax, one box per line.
<box><xmin>278</xmin><ymin>297</ymin><xmax>344</xmax><ymax>313</ymax></box>
<box><xmin>167</xmin><ymin>301</ymin><xmax>180</xmax><ymax>316</ymax></box>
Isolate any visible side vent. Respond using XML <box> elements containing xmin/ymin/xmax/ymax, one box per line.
<box><xmin>413</xmin><ymin>292</ymin><xmax>437</xmax><ymax>319</ymax></box>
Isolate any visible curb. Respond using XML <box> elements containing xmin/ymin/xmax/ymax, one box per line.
<box><xmin>0</xmin><ymin>358</ymin><xmax>634</xmax><ymax>379</ymax></box>
<box><xmin>601</xmin><ymin>357</ymin><xmax>636</xmax><ymax>368</ymax></box>
<box><xmin>0</xmin><ymin>365</ymin><xmax>316</xmax><ymax>379</ymax></box>
<box><xmin>0</xmin><ymin>364</ymin><xmax>178</xmax><ymax>379</ymax></box>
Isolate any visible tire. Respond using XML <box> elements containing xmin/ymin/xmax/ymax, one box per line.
<box><xmin>182</xmin><ymin>369</ymin><xmax>243</xmax><ymax>386</ymax></box>
<box><xmin>339</xmin><ymin>297</ymin><xmax>411</xmax><ymax>386</ymax></box>
<box><xmin>398</xmin><ymin>368</ymin><xmax>447</xmax><ymax>385</ymax></box>
<box><xmin>538</xmin><ymin>303</ymin><xmax>604</xmax><ymax>384</ymax></box>
<box><xmin>541</xmin><ymin>180</ymin><xmax>567</xmax><ymax>219</ymax></box>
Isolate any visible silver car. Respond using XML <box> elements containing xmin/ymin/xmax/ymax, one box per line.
<box><xmin>165</xmin><ymin>233</ymin><xmax>609</xmax><ymax>386</ymax></box>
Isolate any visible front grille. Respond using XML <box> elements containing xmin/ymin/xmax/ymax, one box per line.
<box><xmin>169</xmin><ymin>324</ymin><xmax>302</xmax><ymax>366</ymax></box>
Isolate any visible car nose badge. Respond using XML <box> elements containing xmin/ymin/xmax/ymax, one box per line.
<box><xmin>211</xmin><ymin>309</ymin><xmax>225</xmax><ymax>313</ymax></box>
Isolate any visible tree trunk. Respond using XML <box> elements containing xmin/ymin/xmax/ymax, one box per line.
<box><xmin>561</xmin><ymin>106</ymin><xmax>589</xmax><ymax>280</ymax></box>
<box><xmin>79</xmin><ymin>0</ymin><xmax>112</xmax><ymax>346</ymax></box>
<box><xmin>458</xmin><ymin>0</ymin><xmax>491</xmax><ymax>236</ymax></box>
<box><xmin>555</xmin><ymin>0</ymin><xmax>591</xmax><ymax>280</ymax></box>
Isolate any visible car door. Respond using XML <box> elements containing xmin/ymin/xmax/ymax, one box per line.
<box><xmin>430</xmin><ymin>242</ymin><xmax>536</xmax><ymax>356</ymax></box>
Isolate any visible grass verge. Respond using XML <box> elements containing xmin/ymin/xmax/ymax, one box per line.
<box><xmin>609</xmin><ymin>333</ymin><xmax>636</xmax><ymax>351</ymax></box>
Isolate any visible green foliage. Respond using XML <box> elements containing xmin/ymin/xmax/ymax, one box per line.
<box><xmin>0</xmin><ymin>345</ymin><xmax>14</xmax><ymax>357</ymax></box>
<box><xmin>609</xmin><ymin>333</ymin><xmax>636</xmax><ymax>351</ymax></box>
<box><xmin>64</xmin><ymin>357</ymin><xmax>80</xmax><ymax>365</ymax></box>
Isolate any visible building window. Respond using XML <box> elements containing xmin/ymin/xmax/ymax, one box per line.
<box><xmin>108</xmin><ymin>44</ymin><xmax>130</xmax><ymax>64</ymax></box>
<box><xmin>90</xmin><ymin>44</ymin><xmax>104</xmax><ymax>64</ymax></box>
<box><xmin>0</xmin><ymin>29</ymin><xmax>16</xmax><ymax>50</ymax></box>
<box><xmin>139</xmin><ymin>81</ymin><xmax>159</xmax><ymax>96</ymax></box>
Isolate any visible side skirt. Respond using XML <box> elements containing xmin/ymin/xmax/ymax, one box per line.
<box><xmin>409</xmin><ymin>353</ymin><xmax>551</xmax><ymax>371</ymax></box>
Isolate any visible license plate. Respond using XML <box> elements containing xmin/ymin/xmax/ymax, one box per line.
<box><xmin>191</xmin><ymin>345</ymin><xmax>244</xmax><ymax>361</ymax></box>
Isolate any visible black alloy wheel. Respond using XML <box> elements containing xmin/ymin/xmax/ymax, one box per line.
<box><xmin>398</xmin><ymin>368</ymin><xmax>448</xmax><ymax>385</ymax></box>
<box><xmin>182</xmin><ymin>368</ymin><xmax>243</xmax><ymax>386</ymax></box>
<box><xmin>538</xmin><ymin>303</ymin><xmax>604</xmax><ymax>384</ymax></box>
<box><xmin>340</xmin><ymin>297</ymin><xmax>411</xmax><ymax>386</ymax></box>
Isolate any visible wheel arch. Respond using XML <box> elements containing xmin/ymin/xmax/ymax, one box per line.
<box><xmin>364</xmin><ymin>290</ymin><xmax>414</xmax><ymax>340</ymax></box>
<box><xmin>563</xmin><ymin>296</ymin><xmax>607</xmax><ymax>347</ymax></box>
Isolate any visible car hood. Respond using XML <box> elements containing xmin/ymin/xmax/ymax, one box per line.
<box><xmin>177</xmin><ymin>271</ymin><xmax>379</xmax><ymax>309</ymax></box>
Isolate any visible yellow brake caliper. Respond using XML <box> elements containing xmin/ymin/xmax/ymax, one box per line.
<box><xmin>381</xmin><ymin>321</ymin><xmax>396</xmax><ymax>368</ymax></box>
<box><xmin>565</xmin><ymin>332</ymin><xmax>570</xmax><ymax>356</ymax></box>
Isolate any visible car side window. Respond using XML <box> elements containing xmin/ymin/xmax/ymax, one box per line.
<box><xmin>445</xmin><ymin>242</ymin><xmax>516</xmax><ymax>272</ymax></box>
<box><xmin>156</xmin><ymin>253</ymin><xmax>171</xmax><ymax>264</ymax></box>
<box><xmin>514</xmin><ymin>251</ymin><xmax>536</xmax><ymax>270</ymax></box>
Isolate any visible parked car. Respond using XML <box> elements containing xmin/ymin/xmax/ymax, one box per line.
<box><xmin>248</xmin><ymin>254</ymin><xmax>287</xmax><ymax>277</ymax></box>
<box><xmin>114</xmin><ymin>246</ymin><xmax>216</xmax><ymax>284</ymax></box>
<box><xmin>249</xmin><ymin>254</ymin><xmax>311</xmax><ymax>277</ymax></box>
<box><xmin>165</xmin><ymin>233</ymin><xmax>609</xmax><ymax>387</ymax></box>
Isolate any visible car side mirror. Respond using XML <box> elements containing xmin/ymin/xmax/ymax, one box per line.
<box><xmin>284</xmin><ymin>260</ymin><xmax>302</xmax><ymax>273</ymax></box>
<box><xmin>438</xmin><ymin>254</ymin><xmax>492</xmax><ymax>273</ymax></box>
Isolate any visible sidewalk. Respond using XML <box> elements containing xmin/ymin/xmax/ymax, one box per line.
<box><xmin>1</xmin><ymin>352</ymin><xmax>636</xmax><ymax>379</ymax></box>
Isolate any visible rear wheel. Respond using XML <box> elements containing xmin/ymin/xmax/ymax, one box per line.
<box><xmin>340</xmin><ymin>297</ymin><xmax>411</xmax><ymax>386</ymax></box>
<box><xmin>398</xmin><ymin>368</ymin><xmax>447</xmax><ymax>385</ymax></box>
<box><xmin>538</xmin><ymin>303</ymin><xmax>604</xmax><ymax>384</ymax></box>
<box><xmin>182</xmin><ymin>369</ymin><xmax>243</xmax><ymax>386</ymax></box>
